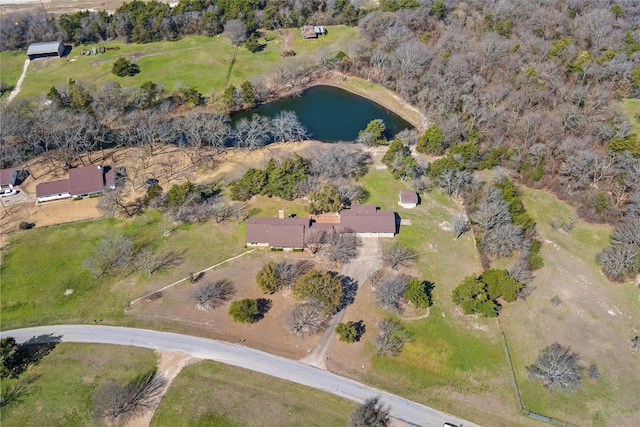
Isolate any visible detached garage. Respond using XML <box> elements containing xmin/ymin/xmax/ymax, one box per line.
<box><xmin>27</xmin><ymin>41</ymin><xmax>65</xmax><ymax>60</ymax></box>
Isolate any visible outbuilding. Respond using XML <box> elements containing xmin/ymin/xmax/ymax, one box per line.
<box><xmin>27</xmin><ymin>41</ymin><xmax>65</xmax><ymax>60</ymax></box>
<box><xmin>398</xmin><ymin>190</ymin><xmax>419</xmax><ymax>208</ymax></box>
<box><xmin>0</xmin><ymin>168</ymin><xmax>18</xmax><ymax>190</ymax></box>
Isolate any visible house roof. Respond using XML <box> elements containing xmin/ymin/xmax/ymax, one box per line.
<box><xmin>339</xmin><ymin>204</ymin><xmax>396</xmax><ymax>234</ymax></box>
<box><xmin>302</xmin><ymin>26</ymin><xmax>317</xmax><ymax>38</ymax></box>
<box><xmin>36</xmin><ymin>179</ymin><xmax>70</xmax><ymax>197</ymax></box>
<box><xmin>0</xmin><ymin>169</ymin><xmax>17</xmax><ymax>186</ymax></box>
<box><xmin>68</xmin><ymin>165</ymin><xmax>105</xmax><ymax>195</ymax></box>
<box><xmin>246</xmin><ymin>218</ymin><xmax>309</xmax><ymax>248</ymax></box>
<box><xmin>26</xmin><ymin>41</ymin><xmax>63</xmax><ymax>55</ymax></box>
<box><xmin>399</xmin><ymin>190</ymin><xmax>418</xmax><ymax>204</ymax></box>
<box><xmin>105</xmin><ymin>167</ymin><xmax>115</xmax><ymax>188</ymax></box>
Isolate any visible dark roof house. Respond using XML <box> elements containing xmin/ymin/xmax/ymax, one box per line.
<box><xmin>302</xmin><ymin>25</ymin><xmax>326</xmax><ymax>39</ymax></box>
<box><xmin>246</xmin><ymin>205</ymin><xmax>396</xmax><ymax>249</ymax></box>
<box><xmin>36</xmin><ymin>165</ymin><xmax>115</xmax><ymax>202</ymax></box>
<box><xmin>398</xmin><ymin>190</ymin><xmax>419</xmax><ymax>208</ymax></box>
<box><xmin>27</xmin><ymin>41</ymin><xmax>65</xmax><ymax>60</ymax></box>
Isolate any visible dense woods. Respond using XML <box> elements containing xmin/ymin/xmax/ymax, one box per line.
<box><xmin>1</xmin><ymin>0</ymin><xmax>639</xmax><ymax>279</ymax></box>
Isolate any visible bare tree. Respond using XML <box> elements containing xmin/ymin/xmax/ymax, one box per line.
<box><xmin>97</xmin><ymin>188</ymin><xmax>145</xmax><ymax>218</ymax></box>
<box><xmin>223</xmin><ymin>19</ymin><xmax>247</xmax><ymax>45</ymax></box>
<box><xmin>452</xmin><ymin>213</ymin><xmax>470</xmax><ymax>239</ymax></box>
<box><xmin>527</xmin><ymin>343</ymin><xmax>582</xmax><ymax>390</ymax></box>
<box><xmin>276</xmin><ymin>260</ymin><xmax>313</xmax><ymax>289</ymax></box>
<box><xmin>596</xmin><ymin>244</ymin><xmax>639</xmax><ymax>281</ymax></box>
<box><xmin>190</xmin><ymin>279</ymin><xmax>236</xmax><ymax>311</ymax></box>
<box><xmin>137</xmin><ymin>248</ymin><xmax>184</xmax><ymax>275</ymax></box>
<box><xmin>305</xmin><ymin>229</ymin><xmax>326</xmax><ymax>255</ymax></box>
<box><xmin>232</xmin><ymin>114</ymin><xmax>271</xmax><ymax>149</ymax></box>
<box><xmin>382</xmin><ymin>243</ymin><xmax>417</xmax><ymax>269</ymax></box>
<box><xmin>321</xmin><ymin>229</ymin><xmax>361</xmax><ymax>264</ymax></box>
<box><xmin>309</xmin><ymin>144</ymin><xmax>371</xmax><ymax>179</ymax></box>
<box><xmin>373</xmin><ymin>318</ymin><xmax>408</xmax><ymax>357</ymax></box>
<box><xmin>270</xmin><ymin>111</ymin><xmax>309</xmax><ymax>142</ymax></box>
<box><xmin>374</xmin><ymin>273</ymin><xmax>410</xmax><ymax>313</ymax></box>
<box><xmin>93</xmin><ymin>372</ymin><xmax>166</xmax><ymax>424</ymax></box>
<box><xmin>611</xmin><ymin>218</ymin><xmax>640</xmax><ymax>247</ymax></box>
<box><xmin>286</xmin><ymin>303</ymin><xmax>326</xmax><ymax>336</ymax></box>
<box><xmin>83</xmin><ymin>232</ymin><xmax>134</xmax><ymax>278</ymax></box>
<box><xmin>472</xmin><ymin>186</ymin><xmax>511</xmax><ymax>230</ymax></box>
<box><xmin>349</xmin><ymin>396</ymin><xmax>390</xmax><ymax>427</ymax></box>
<box><xmin>480</xmin><ymin>223</ymin><xmax>524</xmax><ymax>257</ymax></box>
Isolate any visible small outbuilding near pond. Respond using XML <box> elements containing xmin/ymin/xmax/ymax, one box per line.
<box><xmin>27</xmin><ymin>41</ymin><xmax>65</xmax><ymax>60</ymax></box>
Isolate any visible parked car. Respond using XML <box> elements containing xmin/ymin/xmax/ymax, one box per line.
<box><xmin>1</xmin><ymin>189</ymin><xmax>18</xmax><ymax>197</ymax></box>
<box><xmin>443</xmin><ymin>423</ymin><xmax>459</xmax><ymax>427</ymax></box>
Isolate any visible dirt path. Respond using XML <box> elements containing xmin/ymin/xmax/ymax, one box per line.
<box><xmin>5</xmin><ymin>59</ymin><xmax>29</xmax><ymax>104</ymax></box>
<box><xmin>125</xmin><ymin>351</ymin><xmax>199</xmax><ymax>427</ymax></box>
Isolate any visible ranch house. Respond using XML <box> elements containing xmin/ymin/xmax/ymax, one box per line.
<box><xmin>36</xmin><ymin>165</ymin><xmax>116</xmax><ymax>202</ymax></box>
<box><xmin>246</xmin><ymin>204</ymin><xmax>396</xmax><ymax>250</ymax></box>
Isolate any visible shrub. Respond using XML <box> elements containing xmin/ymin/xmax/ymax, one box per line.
<box><xmin>111</xmin><ymin>57</ymin><xmax>140</xmax><ymax>77</ymax></box>
<box><xmin>404</xmin><ymin>279</ymin><xmax>433</xmax><ymax>308</ymax></box>
<box><xmin>229</xmin><ymin>299</ymin><xmax>260</xmax><ymax>323</ymax></box>
<box><xmin>18</xmin><ymin>222</ymin><xmax>35</xmax><ymax>230</ymax></box>
<box><xmin>256</xmin><ymin>262</ymin><xmax>278</xmax><ymax>294</ymax></box>
<box><xmin>335</xmin><ymin>321</ymin><xmax>362</xmax><ymax>343</ymax></box>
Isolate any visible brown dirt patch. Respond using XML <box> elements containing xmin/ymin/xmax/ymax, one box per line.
<box><xmin>0</xmin><ymin>0</ymin><xmax>170</xmax><ymax>15</ymax></box>
<box><xmin>127</xmin><ymin>251</ymin><xmax>325</xmax><ymax>360</ymax></box>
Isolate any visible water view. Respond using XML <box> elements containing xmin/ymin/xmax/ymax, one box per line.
<box><xmin>231</xmin><ymin>85</ymin><xmax>413</xmax><ymax>142</ymax></box>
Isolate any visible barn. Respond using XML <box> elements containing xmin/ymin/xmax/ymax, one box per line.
<box><xmin>27</xmin><ymin>41</ymin><xmax>65</xmax><ymax>60</ymax></box>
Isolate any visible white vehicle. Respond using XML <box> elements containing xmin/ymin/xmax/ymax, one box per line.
<box><xmin>1</xmin><ymin>189</ymin><xmax>18</xmax><ymax>197</ymax></box>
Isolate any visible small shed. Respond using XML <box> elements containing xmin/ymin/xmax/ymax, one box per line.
<box><xmin>302</xmin><ymin>25</ymin><xmax>327</xmax><ymax>39</ymax></box>
<box><xmin>27</xmin><ymin>41</ymin><xmax>65</xmax><ymax>60</ymax></box>
<box><xmin>0</xmin><ymin>169</ymin><xmax>18</xmax><ymax>190</ymax></box>
<box><xmin>398</xmin><ymin>190</ymin><xmax>419</xmax><ymax>208</ymax></box>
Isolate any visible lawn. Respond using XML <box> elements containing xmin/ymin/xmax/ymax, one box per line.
<box><xmin>11</xmin><ymin>26</ymin><xmax>359</xmax><ymax>100</ymax></box>
<box><xmin>0</xmin><ymin>210</ymin><xmax>247</xmax><ymax>329</ymax></box>
<box><xmin>497</xmin><ymin>188</ymin><xmax>640</xmax><ymax>426</ymax></box>
<box><xmin>0</xmin><ymin>343</ymin><xmax>157</xmax><ymax>426</ymax></box>
<box><xmin>151</xmin><ymin>360</ymin><xmax>353</xmax><ymax>426</ymax></box>
<box><xmin>356</xmin><ymin>169</ymin><xmax>522</xmax><ymax>425</ymax></box>
<box><xmin>621</xmin><ymin>98</ymin><xmax>640</xmax><ymax>134</ymax></box>
<box><xmin>0</xmin><ymin>51</ymin><xmax>26</xmax><ymax>96</ymax></box>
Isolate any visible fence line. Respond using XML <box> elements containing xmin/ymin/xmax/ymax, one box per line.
<box><xmin>501</xmin><ymin>331</ymin><xmax>581</xmax><ymax>427</ymax></box>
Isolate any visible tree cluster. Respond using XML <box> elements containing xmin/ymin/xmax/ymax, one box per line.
<box><xmin>293</xmin><ymin>270</ymin><xmax>344</xmax><ymax>314</ymax></box>
<box><xmin>255</xmin><ymin>260</ymin><xmax>312</xmax><ymax>294</ymax></box>
<box><xmin>451</xmin><ymin>269</ymin><xmax>524</xmax><ymax>317</ymax></box>
<box><xmin>597</xmin><ymin>217</ymin><xmax>640</xmax><ymax>281</ymax></box>
<box><xmin>230</xmin><ymin>154</ymin><xmax>308</xmax><ymax>201</ymax></box>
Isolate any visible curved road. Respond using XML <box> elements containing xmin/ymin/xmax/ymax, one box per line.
<box><xmin>1</xmin><ymin>325</ymin><xmax>478</xmax><ymax>427</ymax></box>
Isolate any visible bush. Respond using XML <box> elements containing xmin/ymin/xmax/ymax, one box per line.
<box><xmin>111</xmin><ymin>57</ymin><xmax>140</xmax><ymax>77</ymax></box>
<box><xmin>294</xmin><ymin>270</ymin><xmax>343</xmax><ymax>314</ymax></box>
<box><xmin>256</xmin><ymin>262</ymin><xmax>278</xmax><ymax>294</ymax></box>
<box><xmin>335</xmin><ymin>320</ymin><xmax>365</xmax><ymax>343</ymax></box>
<box><xmin>18</xmin><ymin>222</ymin><xmax>35</xmax><ymax>230</ymax></box>
<box><xmin>229</xmin><ymin>299</ymin><xmax>260</xmax><ymax>323</ymax></box>
<box><xmin>403</xmin><ymin>279</ymin><xmax>433</xmax><ymax>308</ymax></box>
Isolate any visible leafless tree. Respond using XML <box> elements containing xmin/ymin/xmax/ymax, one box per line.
<box><xmin>373</xmin><ymin>318</ymin><xmax>408</xmax><ymax>357</ymax></box>
<box><xmin>232</xmin><ymin>114</ymin><xmax>271</xmax><ymax>149</ymax></box>
<box><xmin>349</xmin><ymin>396</ymin><xmax>390</xmax><ymax>427</ymax></box>
<box><xmin>276</xmin><ymin>260</ymin><xmax>313</xmax><ymax>289</ymax></box>
<box><xmin>190</xmin><ymin>279</ymin><xmax>236</xmax><ymax>311</ymax></box>
<box><xmin>508</xmin><ymin>257</ymin><xmax>533</xmax><ymax>286</ymax></box>
<box><xmin>472</xmin><ymin>186</ymin><xmax>511</xmax><ymax>230</ymax></box>
<box><xmin>527</xmin><ymin>343</ymin><xmax>582</xmax><ymax>390</ymax></box>
<box><xmin>223</xmin><ymin>19</ymin><xmax>247</xmax><ymax>45</ymax></box>
<box><xmin>93</xmin><ymin>372</ymin><xmax>166</xmax><ymax>423</ymax></box>
<box><xmin>305</xmin><ymin>229</ymin><xmax>326</xmax><ymax>254</ymax></box>
<box><xmin>480</xmin><ymin>223</ymin><xmax>524</xmax><ymax>257</ymax></box>
<box><xmin>97</xmin><ymin>188</ymin><xmax>145</xmax><ymax>218</ymax></box>
<box><xmin>309</xmin><ymin>145</ymin><xmax>371</xmax><ymax>179</ymax></box>
<box><xmin>137</xmin><ymin>248</ymin><xmax>184</xmax><ymax>276</ymax></box>
<box><xmin>83</xmin><ymin>232</ymin><xmax>134</xmax><ymax>278</ymax></box>
<box><xmin>285</xmin><ymin>303</ymin><xmax>326</xmax><ymax>336</ymax></box>
<box><xmin>382</xmin><ymin>243</ymin><xmax>417</xmax><ymax>269</ymax></box>
<box><xmin>270</xmin><ymin>111</ymin><xmax>309</xmax><ymax>142</ymax></box>
<box><xmin>452</xmin><ymin>213</ymin><xmax>470</xmax><ymax>239</ymax></box>
<box><xmin>374</xmin><ymin>273</ymin><xmax>410</xmax><ymax>313</ymax></box>
<box><xmin>596</xmin><ymin>244</ymin><xmax>639</xmax><ymax>281</ymax></box>
<box><xmin>611</xmin><ymin>218</ymin><xmax>640</xmax><ymax>248</ymax></box>
<box><xmin>321</xmin><ymin>229</ymin><xmax>361</xmax><ymax>264</ymax></box>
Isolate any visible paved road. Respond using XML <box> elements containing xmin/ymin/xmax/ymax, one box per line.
<box><xmin>2</xmin><ymin>325</ymin><xmax>479</xmax><ymax>427</ymax></box>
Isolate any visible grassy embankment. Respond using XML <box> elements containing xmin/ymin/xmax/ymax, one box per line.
<box><xmin>0</xmin><ymin>343</ymin><xmax>157</xmax><ymax>426</ymax></box>
<box><xmin>151</xmin><ymin>360</ymin><xmax>352</xmax><ymax>426</ymax></box>
<box><xmin>6</xmin><ymin>26</ymin><xmax>359</xmax><ymax>100</ymax></box>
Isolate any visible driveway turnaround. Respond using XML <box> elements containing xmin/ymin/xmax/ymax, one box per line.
<box><xmin>2</xmin><ymin>325</ymin><xmax>479</xmax><ymax>427</ymax></box>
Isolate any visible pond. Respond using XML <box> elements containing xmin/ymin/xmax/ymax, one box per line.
<box><xmin>231</xmin><ymin>85</ymin><xmax>414</xmax><ymax>142</ymax></box>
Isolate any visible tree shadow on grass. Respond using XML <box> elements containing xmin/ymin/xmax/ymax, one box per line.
<box><xmin>2</xmin><ymin>334</ymin><xmax>62</xmax><ymax>379</ymax></box>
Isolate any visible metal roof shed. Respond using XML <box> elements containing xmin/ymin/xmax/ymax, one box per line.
<box><xmin>27</xmin><ymin>41</ymin><xmax>65</xmax><ymax>60</ymax></box>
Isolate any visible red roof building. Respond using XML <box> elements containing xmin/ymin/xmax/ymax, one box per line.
<box><xmin>398</xmin><ymin>190</ymin><xmax>419</xmax><ymax>208</ymax></box>
<box><xmin>36</xmin><ymin>165</ymin><xmax>116</xmax><ymax>202</ymax></box>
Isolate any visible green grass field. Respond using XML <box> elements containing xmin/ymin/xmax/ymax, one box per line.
<box><xmin>357</xmin><ymin>169</ymin><xmax>519</xmax><ymax>424</ymax></box>
<box><xmin>151</xmin><ymin>360</ymin><xmax>352</xmax><ymax>426</ymax></box>
<box><xmin>8</xmin><ymin>26</ymin><xmax>359</xmax><ymax>100</ymax></box>
<box><xmin>621</xmin><ymin>98</ymin><xmax>640</xmax><ymax>134</ymax></box>
<box><xmin>0</xmin><ymin>210</ymin><xmax>246</xmax><ymax>329</ymax></box>
<box><xmin>0</xmin><ymin>51</ymin><xmax>26</xmax><ymax>96</ymax></box>
<box><xmin>0</xmin><ymin>343</ymin><xmax>157</xmax><ymax>426</ymax></box>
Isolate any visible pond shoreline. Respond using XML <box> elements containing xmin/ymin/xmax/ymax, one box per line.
<box><xmin>262</xmin><ymin>70</ymin><xmax>428</xmax><ymax>134</ymax></box>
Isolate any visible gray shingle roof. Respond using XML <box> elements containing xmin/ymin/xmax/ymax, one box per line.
<box><xmin>27</xmin><ymin>41</ymin><xmax>63</xmax><ymax>56</ymax></box>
